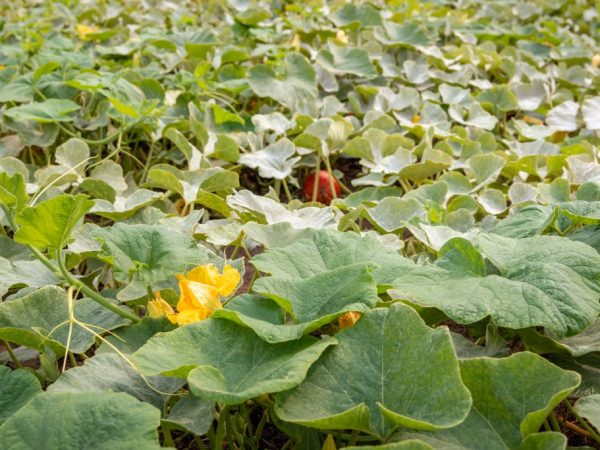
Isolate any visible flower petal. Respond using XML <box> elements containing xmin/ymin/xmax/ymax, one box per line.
<box><xmin>217</xmin><ymin>265</ymin><xmax>241</xmax><ymax>296</ymax></box>
<box><xmin>185</xmin><ymin>264</ymin><xmax>221</xmax><ymax>286</ymax></box>
<box><xmin>147</xmin><ymin>296</ymin><xmax>174</xmax><ymax>319</ymax></box>
<box><xmin>177</xmin><ymin>276</ymin><xmax>220</xmax><ymax>312</ymax></box>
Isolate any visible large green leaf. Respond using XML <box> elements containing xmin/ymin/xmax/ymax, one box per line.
<box><xmin>145</xmin><ymin>165</ymin><xmax>239</xmax><ymax>204</ymax></box>
<box><xmin>238</xmin><ymin>138</ymin><xmax>300</xmax><ymax>180</ymax></box>
<box><xmin>0</xmin><ymin>286</ymin><xmax>129</xmax><ymax>354</ymax></box>
<box><xmin>275</xmin><ymin>303</ymin><xmax>471</xmax><ymax>439</ymax></box>
<box><xmin>49</xmin><ymin>353</ymin><xmax>184</xmax><ymax>409</ymax></box>
<box><xmin>404</xmin><ymin>352</ymin><xmax>579</xmax><ymax>449</ymax></box>
<box><xmin>0</xmin><ymin>172</ymin><xmax>28</xmax><ymax>211</ymax></box>
<box><xmin>132</xmin><ymin>318</ymin><xmax>336</xmax><ymax>404</ymax></box>
<box><xmin>0</xmin><ymin>392</ymin><xmax>161</xmax><ymax>450</ymax></box>
<box><xmin>0</xmin><ymin>365</ymin><xmax>42</xmax><ymax>426</ymax></box>
<box><xmin>390</xmin><ymin>235</ymin><xmax>600</xmax><ymax>337</ymax></box>
<box><xmin>248</xmin><ymin>53</ymin><xmax>317</xmax><ymax>112</ymax></box>
<box><xmin>211</xmin><ymin>294</ymin><xmax>300</xmax><ymax>343</ymax></box>
<box><xmin>0</xmin><ymin>256</ymin><xmax>58</xmax><ymax>297</ymax></box>
<box><xmin>317</xmin><ymin>44</ymin><xmax>377</xmax><ymax>77</ymax></box>
<box><xmin>574</xmin><ymin>394</ymin><xmax>600</xmax><ymax>432</ymax></box>
<box><xmin>15</xmin><ymin>194</ymin><xmax>94</xmax><ymax>250</ymax></box>
<box><xmin>3</xmin><ymin>99</ymin><xmax>80</xmax><ymax>123</ymax></box>
<box><xmin>252</xmin><ymin>263</ymin><xmax>379</xmax><ymax>328</ymax></box>
<box><xmin>92</xmin><ymin>223</ymin><xmax>213</xmax><ymax>300</ymax></box>
<box><xmin>251</xmin><ymin>229</ymin><xmax>413</xmax><ymax>287</ymax></box>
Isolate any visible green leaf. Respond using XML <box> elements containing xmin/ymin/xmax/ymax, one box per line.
<box><xmin>574</xmin><ymin>394</ymin><xmax>600</xmax><ymax>432</ymax></box>
<box><xmin>546</xmin><ymin>101</ymin><xmax>579</xmax><ymax>132</ymax></box>
<box><xmin>132</xmin><ymin>318</ymin><xmax>336</xmax><ymax>404</ymax></box>
<box><xmin>252</xmin><ymin>263</ymin><xmax>378</xmax><ymax>338</ymax></box>
<box><xmin>476</xmin><ymin>86</ymin><xmax>519</xmax><ymax>112</ymax></box>
<box><xmin>212</xmin><ymin>103</ymin><xmax>244</xmax><ymax>125</ymax></box>
<box><xmin>0</xmin><ymin>256</ymin><xmax>59</xmax><ymax>297</ymax></box>
<box><xmin>239</xmin><ymin>138</ymin><xmax>300</xmax><ymax>180</ymax></box>
<box><xmin>0</xmin><ymin>392</ymin><xmax>161</xmax><ymax>450</ymax></box>
<box><xmin>163</xmin><ymin>396</ymin><xmax>214</xmax><ymax>436</ymax></box>
<box><xmin>491</xmin><ymin>205</ymin><xmax>555</xmax><ymax>238</ymax></box>
<box><xmin>366</xmin><ymin>197</ymin><xmax>424</xmax><ymax>232</ymax></box>
<box><xmin>405</xmin><ymin>353</ymin><xmax>579</xmax><ymax>449</ymax></box>
<box><xmin>251</xmin><ymin>229</ymin><xmax>413</xmax><ymax>288</ymax></box>
<box><xmin>145</xmin><ymin>165</ymin><xmax>239</xmax><ymax>204</ymax></box>
<box><xmin>92</xmin><ymin>223</ymin><xmax>213</xmax><ymax>301</ymax></box>
<box><xmin>275</xmin><ymin>303</ymin><xmax>472</xmax><ymax>438</ymax></box>
<box><xmin>248</xmin><ymin>53</ymin><xmax>317</xmax><ymax>112</ymax></box>
<box><xmin>3</xmin><ymin>99</ymin><xmax>80</xmax><ymax>123</ymax></box>
<box><xmin>234</xmin><ymin>7</ymin><xmax>271</xmax><ymax>26</ymax></box>
<box><xmin>582</xmin><ymin>97</ymin><xmax>600</xmax><ymax>131</ymax></box>
<box><xmin>49</xmin><ymin>353</ymin><xmax>184</xmax><ymax>409</ymax></box>
<box><xmin>0</xmin><ymin>172</ymin><xmax>28</xmax><ymax>211</ymax></box>
<box><xmin>211</xmin><ymin>294</ymin><xmax>297</xmax><ymax>343</ymax></box>
<box><xmin>97</xmin><ymin>316</ymin><xmax>176</xmax><ymax>355</ymax></box>
<box><xmin>346</xmin><ymin>443</ymin><xmax>433</xmax><ymax>450</ymax></box>
<box><xmin>15</xmin><ymin>194</ymin><xmax>94</xmax><ymax>250</ymax></box>
<box><xmin>0</xmin><ymin>286</ymin><xmax>129</xmax><ymax>354</ymax></box>
<box><xmin>329</xmin><ymin>4</ymin><xmax>382</xmax><ymax>28</ymax></box>
<box><xmin>390</xmin><ymin>234</ymin><xmax>600</xmax><ymax>337</ymax></box>
<box><xmin>375</xmin><ymin>22</ymin><xmax>432</xmax><ymax>47</ymax></box>
<box><xmin>317</xmin><ymin>44</ymin><xmax>377</xmax><ymax>77</ymax></box>
<box><xmin>0</xmin><ymin>365</ymin><xmax>42</xmax><ymax>426</ymax></box>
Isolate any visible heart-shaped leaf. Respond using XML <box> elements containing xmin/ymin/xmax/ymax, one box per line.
<box><xmin>132</xmin><ymin>318</ymin><xmax>336</xmax><ymax>404</ymax></box>
<box><xmin>275</xmin><ymin>303</ymin><xmax>472</xmax><ymax>438</ymax></box>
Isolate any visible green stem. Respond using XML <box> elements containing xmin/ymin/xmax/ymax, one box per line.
<box><xmin>141</xmin><ymin>140</ymin><xmax>156</xmax><ymax>182</ymax></box>
<box><xmin>312</xmin><ymin>152</ymin><xmax>321</xmax><ymax>202</ymax></box>
<box><xmin>281</xmin><ymin>178</ymin><xmax>293</xmax><ymax>203</ymax></box>
<box><xmin>55</xmin><ymin>250</ymin><xmax>139</xmax><ymax>323</ymax></box>
<box><xmin>549</xmin><ymin>411</ymin><xmax>561</xmax><ymax>432</ymax></box>
<box><xmin>274</xmin><ymin>179</ymin><xmax>281</xmax><ymax>198</ymax></box>
<box><xmin>348</xmin><ymin>429</ymin><xmax>359</xmax><ymax>446</ymax></box>
<box><xmin>321</xmin><ymin>154</ymin><xmax>337</xmax><ymax>200</ymax></box>
<box><xmin>213</xmin><ymin>406</ymin><xmax>229</xmax><ymax>450</ymax></box>
<box><xmin>2</xmin><ymin>339</ymin><xmax>21</xmax><ymax>368</ymax></box>
<box><xmin>224</xmin><ymin>406</ymin><xmax>236</xmax><ymax>449</ymax></box>
<box><xmin>57</xmin><ymin>123</ymin><xmax>121</xmax><ymax>146</ymax></box>
<box><xmin>564</xmin><ymin>400</ymin><xmax>600</xmax><ymax>443</ymax></box>
<box><xmin>253</xmin><ymin>410</ymin><xmax>268</xmax><ymax>448</ymax></box>
<box><xmin>399</xmin><ymin>179</ymin><xmax>412</xmax><ymax>193</ymax></box>
<box><xmin>161</xmin><ymin>422</ymin><xmax>175</xmax><ymax>447</ymax></box>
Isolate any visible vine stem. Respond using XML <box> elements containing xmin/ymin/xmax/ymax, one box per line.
<box><xmin>213</xmin><ymin>405</ymin><xmax>229</xmax><ymax>450</ymax></box>
<box><xmin>564</xmin><ymin>400</ymin><xmax>600</xmax><ymax>443</ymax></box>
<box><xmin>55</xmin><ymin>250</ymin><xmax>140</xmax><ymax>323</ymax></box>
<box><xmin>281</xmin><ymin>178</ymin><xmax>293</xmax><ymax>203</ymax></box>
<box><xmin>2</xmin><ymin>339</ymin><xmax>21</xmax><ymax>368</ymax></box>
<box><xmin>321</xmin><ymin>154</ymin><xmax>338</xmax><ymax>200</ymax></box>
<box><xmin>2</xmin><ymin>205</ymin><xmax>138</xmax><ymax>323</ymax></box>
<box><xmin>312</xmin><ymin>151</ymin><xmax>321</xmax><ymax>202</ymax></box>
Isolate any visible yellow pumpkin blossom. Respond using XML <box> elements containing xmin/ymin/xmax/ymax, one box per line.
<box><xmin>149</xmin><ymin>264</ymin><xmax>241</xmax><ymax>326</ymax></box>
<box><xmin>338</xmin><ymin>311</ymin><xmax>362</xmax><ymax>329</ymax></box>
<box><xmin>147</xmin><ymin>294</ymin><xmax>175</xmax><ymax>319</ymax></box>
<box><xmin>76</xmin><ymin>24</ymin><xmax>99</xmax><ymax>40</ymax></box>
<box><xmin>184</xmin><ymin>263</ymin><xmax>241</xmax><ymax>297</ymax></box>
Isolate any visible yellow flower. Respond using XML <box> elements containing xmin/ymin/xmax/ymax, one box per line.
<box><xmin>184</xmin><ymin>263</ymin><xmax>241</xmax><ymax>297</ymax></box>
<box><xmin>147</xmin><ymin>294</ymin><xmax>174</xmax><ymax>319</ymax></box>
<box><xmin>76</xmin><ymin>24</ymin><xmax>99</xmax><ymax>40</ymax></box>
<box><xmin>338</xmin><ymin>311</ymin><xmax>362</xmax><ymax>329</ymax></box>
<box><xmin>176</xmin><ymin>275</ymin><xmax>220</xmax><ymax>314</ymax></box>
<box><xmin>165</xmin><ymin>264</ymin><xmax>241</xmax><ymax>326</ymax></box>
